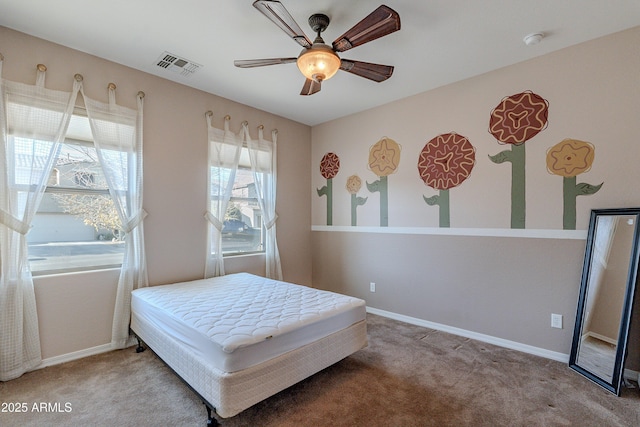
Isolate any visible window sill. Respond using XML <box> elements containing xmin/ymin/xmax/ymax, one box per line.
<box><xmin>31</xmin><ymin>265</ymin><xmax>122</xmax><ymax>278</ymax></box>
<box><xmin>222</xmin><ymin>251</ymin><xmax>265</xmax><ymax>258</ymax></box>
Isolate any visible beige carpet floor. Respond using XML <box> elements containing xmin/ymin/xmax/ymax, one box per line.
<box><xmin>1</xmin><ymin>313</ymin><xmax>639</xmax><ymax>426</ymax></box>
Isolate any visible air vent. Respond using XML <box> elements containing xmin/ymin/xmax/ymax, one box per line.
<box><xmin>155</xmin><ymin>52</ymin><xmax>201</xmax><ymax>77</ymax></box>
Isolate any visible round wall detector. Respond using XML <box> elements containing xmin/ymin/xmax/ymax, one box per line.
<box><xmin>523</xmin><ymin>32</ymin><xmax>544</xmax><ymax>46</ymax></box>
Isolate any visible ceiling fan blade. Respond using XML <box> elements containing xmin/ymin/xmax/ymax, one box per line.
<box><xmin>340</xmin><ymin>59</ymin><xmax>394</xmax><ymax>82</ymax></box>
<box><xmin>234</xmin><ymin>58</ymin><xmax>297</xmax><ymax>68</ymax></box>
<box><xmin>253</xmin><ymin>0</ymin><xmax>313</xmax><ymax>48</ymax></box>
<box><xmin>332</xmin><ymin>5</ymin><xmax>401</xmax><ymax>52</ymax></box>
<box><xmin>300</xmin><ymin>78</ymin><xmax>321</xmax><ymax>96</ymax></box>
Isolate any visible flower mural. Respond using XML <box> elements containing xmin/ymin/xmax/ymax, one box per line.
<box><xmin>418</xmin><ymin>132</ymin><xmax>476</xmax><ymax>227</ymax></box>
<box><xmin>547</xmin><ymin>138</ymin><xmax>595</xmax><ymax>177</ymax></box>
<box><xmin>489</xmin><ymin>91</ymin><xmax>549</xmax><ymax>144</ymax></box>
<box><xmin>368</xmin><ymin>137</ymin><xmax>401</xmax><ymax>176</ymax></box>
<box><xmin>346</xmin><ymin>175</ymin><xmax>367</xmax><ymax>226</ymax></box>
<box><xmin>366</xmin><ymin>137</ymin><xmax>401</xmax><ymax>226</ymax></box>
<box><xmin>317</xmin><ymin>152</ymin><xmax>340</xmax><ymax>225</ymax></box>
<box><xmin>488</xmin><ymin>90</ymin><xmax>549</xmax><ymax>229</ymax></box>
<box><xmin>346</xmin><ymin>174</ymin><xmax>362</xmax><ymax>193</ymax></box>
<box><xmin>547</xmin><ymin>138</ymin><xmax>603</xmax><ymax>229</ymax></box>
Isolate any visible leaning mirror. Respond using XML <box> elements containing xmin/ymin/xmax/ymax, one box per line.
<box><xmin>569</xmin><ymin>207</ymin><xmax>640</xmax><ymax>395</ymax></box>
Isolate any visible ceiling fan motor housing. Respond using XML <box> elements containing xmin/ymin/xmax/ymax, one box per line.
<box><xmin>308</xmin><ymin>13</ymin><xmax>330</xmax><ymax>34</ymax></box>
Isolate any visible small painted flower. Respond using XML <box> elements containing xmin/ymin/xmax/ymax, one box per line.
<box><xmin>320</xmin><ymin>152</ymin><xmax>340</xmax><ymax>179</ymax></box>
<box><xmin>368</xmin><ymin>137</ymin><xmax>401</xmax><ymax>177</ymax></box>
<box><xmin>546</xmin><ymin>139</ymin><xmax>595</xmax><ymax>177</ymax></box>
<box><xmin>346</xmin><ymin>175</ymin><xmax>362</xmax><ymax>194</ymax></box>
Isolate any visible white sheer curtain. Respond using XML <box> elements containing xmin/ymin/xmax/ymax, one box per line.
<box><xmin>205</xmin><ymin>114</ymin><xmax>243</xmax><ymax>278</ymax></box>
<box><xmin>81</xmin><ymin>85</ymin><xmax>147</xmax><ymax>349</ymax></box>
<box><xmin>244</xmin><ymin>123</ymin><xmax>282</xmax><ymax>280</ymax></box>
<box><xmin>0</xmin><ymin>62</ymin><xmax>80</xmax><ymax>381</ymax></box>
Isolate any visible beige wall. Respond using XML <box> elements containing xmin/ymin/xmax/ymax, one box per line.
<box><xmin>311</xmin><ymin>26</ymin><xmax>640</xmax><ymax>367</ymax></box>
<box><xmin>1</xmin><ymin>26</ymin><xmax>312</xmax><ymax>360</ymax></box>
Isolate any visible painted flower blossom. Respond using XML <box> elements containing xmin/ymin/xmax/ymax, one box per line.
<box><xmin>489</xmin><ymin>91</ymin><xmax>549</xmax><ymax>144</ymax></box>
<box><xmin>346</xmin><ymin>175</ymin><xmax>362</xmax><ymax>194</ymax></box>
<box><xmin>417</xmin><ymin>132</ymin><xmax>475</xmax><ymax>190</ymax></box>
<box><xmin>320</xmin><ymin>152</ymin><xmax>340</xmax><ymax>179</ymax></box>
<box><xmin>318</xmin><ymin>152</ymin><xmax>340</xmax><ymax>226</ymax></box>
<box><xmin>546</xmin><ymin>138</ymin><xmax>595</xmax><ymax>177</ymax></box>
<box><xmin>368</xmin><ymin>137</ymin><xmax>401</xmax><ymax>177</ymax></box>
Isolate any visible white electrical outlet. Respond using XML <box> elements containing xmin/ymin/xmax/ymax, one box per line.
<box><xmin>551</xmin><ymin>313</ymin><xmax>563</xmax><ymax>329</ymax></box>
<box><xmin>370</xmin><ymin>282</ymin><xmax>376</xmax><ymax>292</ymax></box>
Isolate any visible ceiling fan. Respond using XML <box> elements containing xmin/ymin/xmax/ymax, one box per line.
<box><xmin>234</xmin><ymin>1</ymin><xmax>401</xmax><ymax>96</ymax></box>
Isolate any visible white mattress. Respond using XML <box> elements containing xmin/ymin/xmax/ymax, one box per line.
<box><xmin>131</xmin><ymin>272</ymin><xmax>366</xmax><ymax>373</ymax></box>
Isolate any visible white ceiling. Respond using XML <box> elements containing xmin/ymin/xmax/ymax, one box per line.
<box><xmin>1</xmin><ymin>1</ymin><xmax>639</xmax><ymax>126</ymax></box>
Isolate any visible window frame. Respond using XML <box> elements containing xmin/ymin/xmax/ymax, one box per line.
<box><xmin>216</xmin><ymin>147</ymin><xmax>266</xmax><ymax>257</ymax></box>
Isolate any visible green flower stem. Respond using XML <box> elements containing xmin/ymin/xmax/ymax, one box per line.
<box><xmin>350</xmin><ymin>194</ymin><xmax>368</xmax><ymax>226</ymax></box>
<box><xmin>380</xmin><ymin>176</ymin><xmax>388</xmax><ymax>226</ymax></box>
<box><xmin>423</xmin><ymin>189</ymin><xmax>450</xmax><ymax>228</ymax></box>
<box><xmin>316</xmin><ymin>178</ymin><xmax>333</xmax><ymax>225</ymax></box>
<box><xmin>439</xmin><ymin>189</ymin><xmax>450</xmax><ymax>227</ymax></box>
<box><xmin>489</xmin><ymin>143</ymin><xmax>526</xmax><ymax>229</ymax></box>
<box><xmin>511</xmin><ymin>144</ymin><xmax>526</xmax><ymax>229</ymax></box>
<box><xmin>562</xmin><ymin>176</ymin><xmax>603</xmax><ymax>230</ymax></box>
<box><xmin>563</xmin><ymin>176</ymin><xmax>577</xmax><ymax>230</ymax></box>
<box><xmin>366</xmin><ymin>176</ymin><xmax>389</xmax><ymax>226</ymax></box>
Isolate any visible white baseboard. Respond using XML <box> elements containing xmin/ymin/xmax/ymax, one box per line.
<box><xmin>37</xmin><ymin>343</ymin><xmax>114</xmax><ymax>370</ymax></box>
<box><xmin>584</xmin><ymin>331</ymin><xmax>617</xmax><ymax>346</ymax></box>
<box><xmin>366</xmin><ymin>306</ymin><xmax>570</xmax><ymax>363</ymax></box>
<box><xmin>624</xmin><ymin>368</ymin><xmax>640</xmax><ymax>383</ymax></box>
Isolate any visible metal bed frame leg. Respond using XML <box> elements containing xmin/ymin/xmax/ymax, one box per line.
<box><xmin>205</xmin><ymin>403</ymin><xmax>219</xmax><ymax>426</ymax></box>
<box><xmin>132</xmin><ymin>330</ymin><xmax>220</xmax><ymax>425</ymax></box>
<box><xmin>134</xmin><ymin>335</ymin><xmax>145</xmax><ymax>353</ymax></box>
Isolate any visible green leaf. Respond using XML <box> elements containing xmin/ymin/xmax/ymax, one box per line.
<box><xmin>488</xmin><ymin>150</ymin><xmax>513</xmax><ymax>164</ymax></box>
<box><xmin>355</xmin><ymin>196</ymin><xmax>368</xmax><ymax>206</ymax></box>
<box><xmin>366</xmin><ymin>180</ymin><xmax>381</xmax><ymax>193</ymax></box>
<box><xmin>317</xmin><ymin>186</ymin><xmax>328</xmax><ymax>197</ymax></box>
<box><xmin>423</xmin><ymin>194</ymin><xmax>440</xmax><ymax>206</ymax></box>
<box><xmin>576</xmin><ymin>182</ymin><xmax>603</xmax><ymax>196</ymax></box>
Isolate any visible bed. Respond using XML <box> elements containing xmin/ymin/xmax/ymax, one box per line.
<box><xmin>130</xmin><ymin>272</ymin><xmax>367</xmax><ymax>425</ymax></box>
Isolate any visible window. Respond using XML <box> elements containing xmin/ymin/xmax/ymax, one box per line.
<box><xmin>218</xmin><ymin>148</ymin><xmax>264</xmax><ymax>255</ymax></box>
<box><xmin>26</xmin><ymin>114</ymin><xmax>125</xmax><ymax>275</ymax></box>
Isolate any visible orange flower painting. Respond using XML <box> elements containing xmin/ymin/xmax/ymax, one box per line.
<box><xmin>367</xmin><ymin>137</ymin><xmax>401</xmax><ymax>226</ymax></box>
<box><xmin>546</xmin><ymin>138</ymin><xmax>595</xmax><ymax>177</ymax></box>
<box><xmin>546</xmin><ymin>138</ymin><xmax>602</xmax><ymax>230</ymax></box>
<box><xmin>346</xmin><ymin>175</ymin><xmax>362</xmax><ymax>194</ymax></box>
<box><xmin>368</xmin><ymin>137</ymin><xmax>401</xmax><ymax>177</ymax></box>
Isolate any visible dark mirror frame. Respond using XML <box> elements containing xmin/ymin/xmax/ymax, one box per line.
<box><xmin>569</xmin><ymin>207</ymin><xmax>640</xmax><ymax>395</ymax></box>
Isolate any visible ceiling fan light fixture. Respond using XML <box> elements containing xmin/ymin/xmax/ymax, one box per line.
<box><xmin>297</xmin><ymin>43</ymin><xmax>341</xmax><ymax>82</ymax></box>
